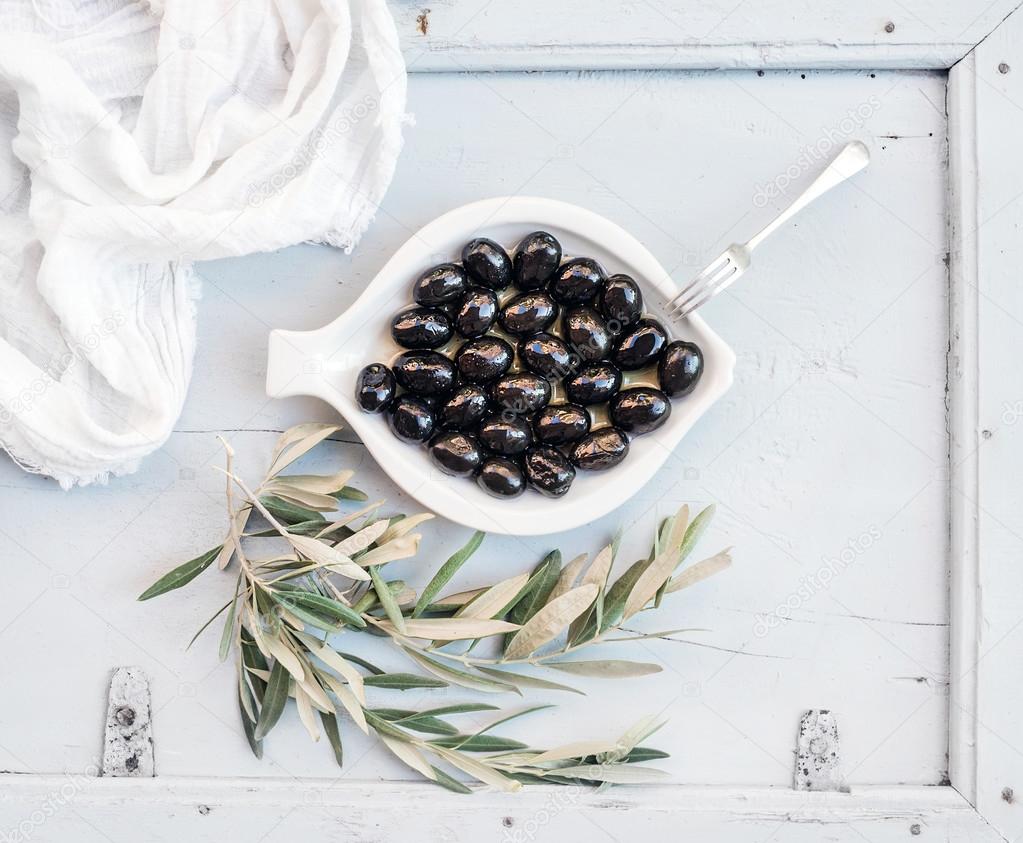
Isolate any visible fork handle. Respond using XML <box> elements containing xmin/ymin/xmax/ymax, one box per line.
<box><xmin>746</xmin><ymin>140</ymin><xmax>870</xmax><ymax>251</ymax></box>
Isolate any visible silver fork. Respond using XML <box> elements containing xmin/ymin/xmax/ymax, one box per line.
<box><xmin>666</xmin><ymin>140</ymin><xmax>870</xmax><ymax>322</ymax></box>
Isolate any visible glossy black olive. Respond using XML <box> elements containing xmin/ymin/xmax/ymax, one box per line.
<box><xmin>429</xmin><ymin>431</ymin><xmax>484</xmax><ymax>476</ymax></box>
<box><xmin>462</xmin><ymin>238</ymin><xmax>512</xmax><ymax>290</ymax></box>
<box><xmin>438</xmin><ymin>384</ymin><xmax>490</xmax><ymax>431</ymax></box>
<box><xmin>612</xmin><ymin>318</ymin><xmax>668</xmax><ymax>371</ymax></box>
<box><xmin>355</xmin><ymin>363</ymin><xmax>395</xmax><ymax>413</ymax></box>
<box><xmin>513</xmin><ymin>231</ymin><xmax>562</xmax><ymax>290</ymax></box>
<box><xmin>453</xmin><ymin>286</ymin><xmax>499</xmax><ymax>338</ymax></box>
<box><xmin>658</xmin><ymin>340</ymin><xmax>704</xmax><ymax>397</ymax></box>
<box><xmin>455</xmin><ymin>336</ymin><xmax>513</xmax><ymax>384</ymax></box>
<box><xmin>390</xmin><ymin>307</ymin><xmax>453</xmax><ymax>349</ymax></box>
<box><xmin>498</xmin><ymin>292</ymin><xmax>558</xmax><ymax>335</ymax></box>
<box><xmin>518</xmin><ymin>333</ymin><xmax>575</xmax><ymax>378</ymax></box>
<box><xmin>598</xmin><ymin>274</ymin><xmax>643</xmax><ymax>330</ymax></box>
<box><xmin>533</xmin><ymin>403</ymin><xmax>591</xmax><ymax>445</ymax></box>
<box><xmin>524</xmin><ymin>446</ymin><xmax>575</xmax><ymax>497</ymax></box>
<box><xmin>478</xmin><ymin>414</ymin><xmax>533</xmax><ymax>455</ymax></box>
<box><xmin>609</xmin><ymin>387</ymin><xmax>671</xmax><ymax>435</ymax></box>
<box><xmin>569</xmin><ymin>427</ymin><xmax>630</xmax><ymax>471</ymax></box>
<box><xmin>477</xmin><ymin>456</ymin><xmax>526</xmax><ymax>498</ymax></box>
<box><xmin>413</xmin><ymin>263</ymin><xmax>468</xmax><ymax>306</ymax></box>
<box><xmin>564</xmin><ymin>362</ymin><xmax>622</xmax><ymax>406</ymax></box>
<box><xmin>392</xmin><ymin>350</ymin><xmax>457</xmax><ymax>396</ymax></box>
<box><xmin>550</xmin><ymin>257</ymin><xmax>605</xmax><ymax>305</ymax></box>
<box><xmin>488</xmin><ymin>373</ymin><xmax>551</xmax><ymax>416</ymax></box>
<box><xmin>388</xmin><ymin>395</ymin><xmax>436</xmax><ymax>442</ymax></box>
<box><xmin>563</xmin><ymin>306</ymin><xmax>612</xmax><ymax>362</ymax></box>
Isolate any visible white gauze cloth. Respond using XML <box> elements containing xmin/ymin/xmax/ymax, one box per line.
<box><xmin>0</xmin><ymin>0</ymin><xmax>407</xmax><ymax>487</ymax></box>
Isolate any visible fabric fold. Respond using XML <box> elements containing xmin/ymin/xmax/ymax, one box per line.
<box><xmin>0</xmin><ymin>0</ymin><xmax>407</xmax><ymax>487</ymax></box>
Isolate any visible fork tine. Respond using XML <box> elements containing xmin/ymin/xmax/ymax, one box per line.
<box><xmin>673</xmin><ymin>265</ymin><xmax>743</xmax><ymax>320</ymax></box>
<box><xmin>668</xmin><ymin>265</ymin><xmax>737</xmax><ymax>320</ymax></box>
<box><xmin>668</xmin><ymin>259</ymin><xmax>736</xmax><ymax>316</ymax></box>
<box><xmin>671</xmin><ymin>251</ymin><xmax>730</xmax><ymax>299</ymax></box>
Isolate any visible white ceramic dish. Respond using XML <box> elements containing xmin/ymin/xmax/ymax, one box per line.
<box><xmin>266</xmin><ymin>197</ymin><xmax>735</xmax><ymax>536</ymax></box>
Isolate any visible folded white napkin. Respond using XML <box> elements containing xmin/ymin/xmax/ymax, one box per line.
<box><xmin>0</xmin><ymin>0</ymin><xmax>407</xmax><ymax>487</ymax></box>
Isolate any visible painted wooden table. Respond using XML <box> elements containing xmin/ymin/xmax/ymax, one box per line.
<box><xmin>2</xmin><ymin>2</ymin><xmax>1022</xmax><ymax>840</ymax></box>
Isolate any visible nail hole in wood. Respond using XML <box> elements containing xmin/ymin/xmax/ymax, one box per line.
<box><xmin>999</xmin><ymin>62</ymin><xmax>1011</xmax><ymax>74</ymax></box>
<box><xmin>884</xmin><ymin>21</ymin><xmax>895</xmax><ymax>33</ymax></box>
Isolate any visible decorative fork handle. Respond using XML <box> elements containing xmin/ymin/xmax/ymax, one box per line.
<box><xmin>746</xmin><ymin>140</ymin><xmax>870</xmax><ymax>251</ymax></box>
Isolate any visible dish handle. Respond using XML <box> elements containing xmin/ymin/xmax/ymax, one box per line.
<box><xmin>266</xmin><ymin>327</ymin><xmax>330</xmax><ymax>401</ymax></box>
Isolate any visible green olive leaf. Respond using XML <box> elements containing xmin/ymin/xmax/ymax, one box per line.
<box><xmin>253</xmin><ymin>660</ymin><xmax>290</xmax><ymax>740</ymax></box>
<box><xmin>138</xmin><ymin>545</ymin><xmax>223</xmax><ymax>601</ymax></box>
<box><xmin>413</xmin><ymin>531</ymin><xmax>485</xmax><ymax>618</ymax></box>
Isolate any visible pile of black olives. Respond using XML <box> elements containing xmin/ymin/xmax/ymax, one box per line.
<box><xmin>355</xmin><ymin>232</ymin><xmax>704</xmax><ymax>500</ymax></box>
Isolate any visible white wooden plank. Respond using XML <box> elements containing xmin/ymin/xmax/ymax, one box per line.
<box><xmin>949</xmin><ymin>6</ymin><xmax>1023</xmax><ymax>840</ymax></box>
<box><xmin>0</xmin><ymin>70</ymin><xmax>950</xmax><ymax>789</ymax></box>
<box><xmin>0</xmin><ymin>778</ymin><xmax>1002</xmax><ymax>843</ymax></box>
<box><xmin>391</xmin><ymin>0</ymin><xmax>1023</xmax><ymax>71</ymax></box>
<box><xmin>947</xmin><ymin>46</ymin><xmax>981</xmax><ymax>810</ymax></box>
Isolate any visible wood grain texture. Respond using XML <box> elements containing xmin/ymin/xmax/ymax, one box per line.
<box><xmin>0</xmin><ymin>778</ymin><xmax>1003</xmax><ymax>842</ymax></box>
<box><xmin>0</xmin><ymin>69</ymin><xmax>951</xmax><ymax>790</ymax></box>
<box><xmin>390</xmin><ymin>0</ymin><xmax>1023</xmax><ymax>70</ymax></box>
<box><xmin>950</xmin><ymin>7</ymin><xmax>1023</xmax><ymax>839</ymax></box>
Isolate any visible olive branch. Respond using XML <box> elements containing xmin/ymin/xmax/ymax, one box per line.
<box><xmin>139</xmin><ymin>422</ymin><xmax>731</xmax><ymax>792</ymax></box>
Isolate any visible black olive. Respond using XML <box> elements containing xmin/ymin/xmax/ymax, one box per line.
<box><xmin>453</xmin><ymin>286</ymin><xmax>499</xmax><ymax>338</ymax></box>
<box><xmin>388</xmin><ymin>395</ymin><xmax>436</xmax><ymax>442</ymax></box>
<box><xmin>455</xmin><ymin>336</ymin><xmax>513</xmax><ymax>384</ymax></box>
<box><xmin>599</xmin><ymin>274</ymin><xmax>643</xmax><ymax>330</ymax></box>
<box><xmin>550</xmin><ymin>257</ymin><xmax>605</xmax><ymax>305</ymax></box>
<box><xmin>390</xmin><ymin>307</ymin><xmax>453</xmax><ymax>349</ymax></box>
<box><xmin>533</xmin><ymin>403</ymin><xmax>591</xmax><ymax>445</ymax></box>
<box><xmin>477</xmin><ymin>456</ymin><xmax>526</xmax><ymax>498</ymax></box>
<box><xmin>569</xmin><ymin>427</ymin><xmax>630</xmax><ymax>471</ymax></box>
<box><xmin>513</xmin><ymin>231</ymin><xmax>562</xmax><ymax>290</ymax></box>
<box><xmin>518</xmin><ymin>333</ymin><xmax>575</xmax><ymax>378</ymax></box>
<box><xmin>488</xmin><ymin>373</ymin><xmax>551</xmax><ymax>416</ymax></box>
<box><xmin>498</xmin><ymin>292</ymin><xmax>558</xmax><ymax>335</ymax></box>
<box><xmin>478</xmin><ymin>414</ymin><xmax>533</xmax><ymax>455</ymax></box>
<box><xmin>413</xmin><ymin>263</ymin><xmax>468</xmax><ymax>306</ymax></box>
<box><xmin>462</xmin><ymin>238</ymin><xmax>512</xmax><ymax>290</ymax></box>
<box><xmin>438</xmin><ymin>384</ymin><xmax>490</xmax><ymax>431</ymax></box>
<box><xmin>524</xmin><ymin>446</ymin><xmax>575</xmax><ymax>497</ymax></box>
<box><xmin>609</xmin><ymin>387</ymin><xmax>671</xmax><ymax>435</ymax></box>
<box><xmin>658</xmin><ymin>340</ymin><xmax>704</xmax><ymax>397</ymax></box>
<box><xmin>392</xmin><ymin>350</ymin><xmax>457</xmax><ymax>396</ymax></box>
<box><xmin>612</xmin><ymin>318</ymin><xmax>668</xmax><ymax>371</ymax></box>
<box><xmin>563</xmin><ymin>306</ymin><xmax>612</xmax><ymax>362</ymax></box>
<box><xmin>355</xmin><ymin>363</ymin><xmax>395</xmax><ymax>413</ymax></box>
<box><xmin>429</xmin><ymin>431</ymin><xmax>484</xmax><ymax>476</ymax></box>
<box><xmin>564</xmin><ymin>362</ymin><xmax>622</xmax><ymax>406</ymax></box>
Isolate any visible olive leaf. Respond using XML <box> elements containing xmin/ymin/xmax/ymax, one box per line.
<box><xmin>413</xmin><ymin>530</ymin><xmax>485</xmax><ymax>617</ymax></box>
<box><xmin>456</xmin><ymin>573</ymin><xmax>530</xmax><ymax>619</ymax></box>
<box><xmin>665</xmin><ymin>549</ymin><xmax>733</xmax><ymax>593</ymax></box>
<box><xmin>253</xmin><ymin>661</ymin><xmax>289</xmax><ymax>740</ymax></box>
<box><xmin>384</xmin><ymin>617</ymin><xmax>520</xmax><ymax>641</ymax></box>
<box><xmin>546</xmin><ymin>659</ymin><xmax>662</xmax><ymax>678</ymax></box>
<box><xmin>320</xmin><ymin>711</ymin><xmax>343</xmax><ymax>766</ymax></box>
<box><xmin>147</xmin><ymin>422</ymin><xmax>731</xmax><ymax>793</ymax></box>
<box><xmin>362</xmin><ymin>672</ymin><xmax>447</xmax><ymax>690</ymax></box>
<box><xmin>267</xmin><ymin>423</ymin><xmax>341</xmax><ymax>477</ymax></box>
<box><xmin>138</xmin><ymin>545</ymin><xmax>223</xmax><ymax>600</ymax></box>
<box><xmin>504</xmin><ymin>584</ymin><xmax>599</xmax><ymax>660</ymax></box>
